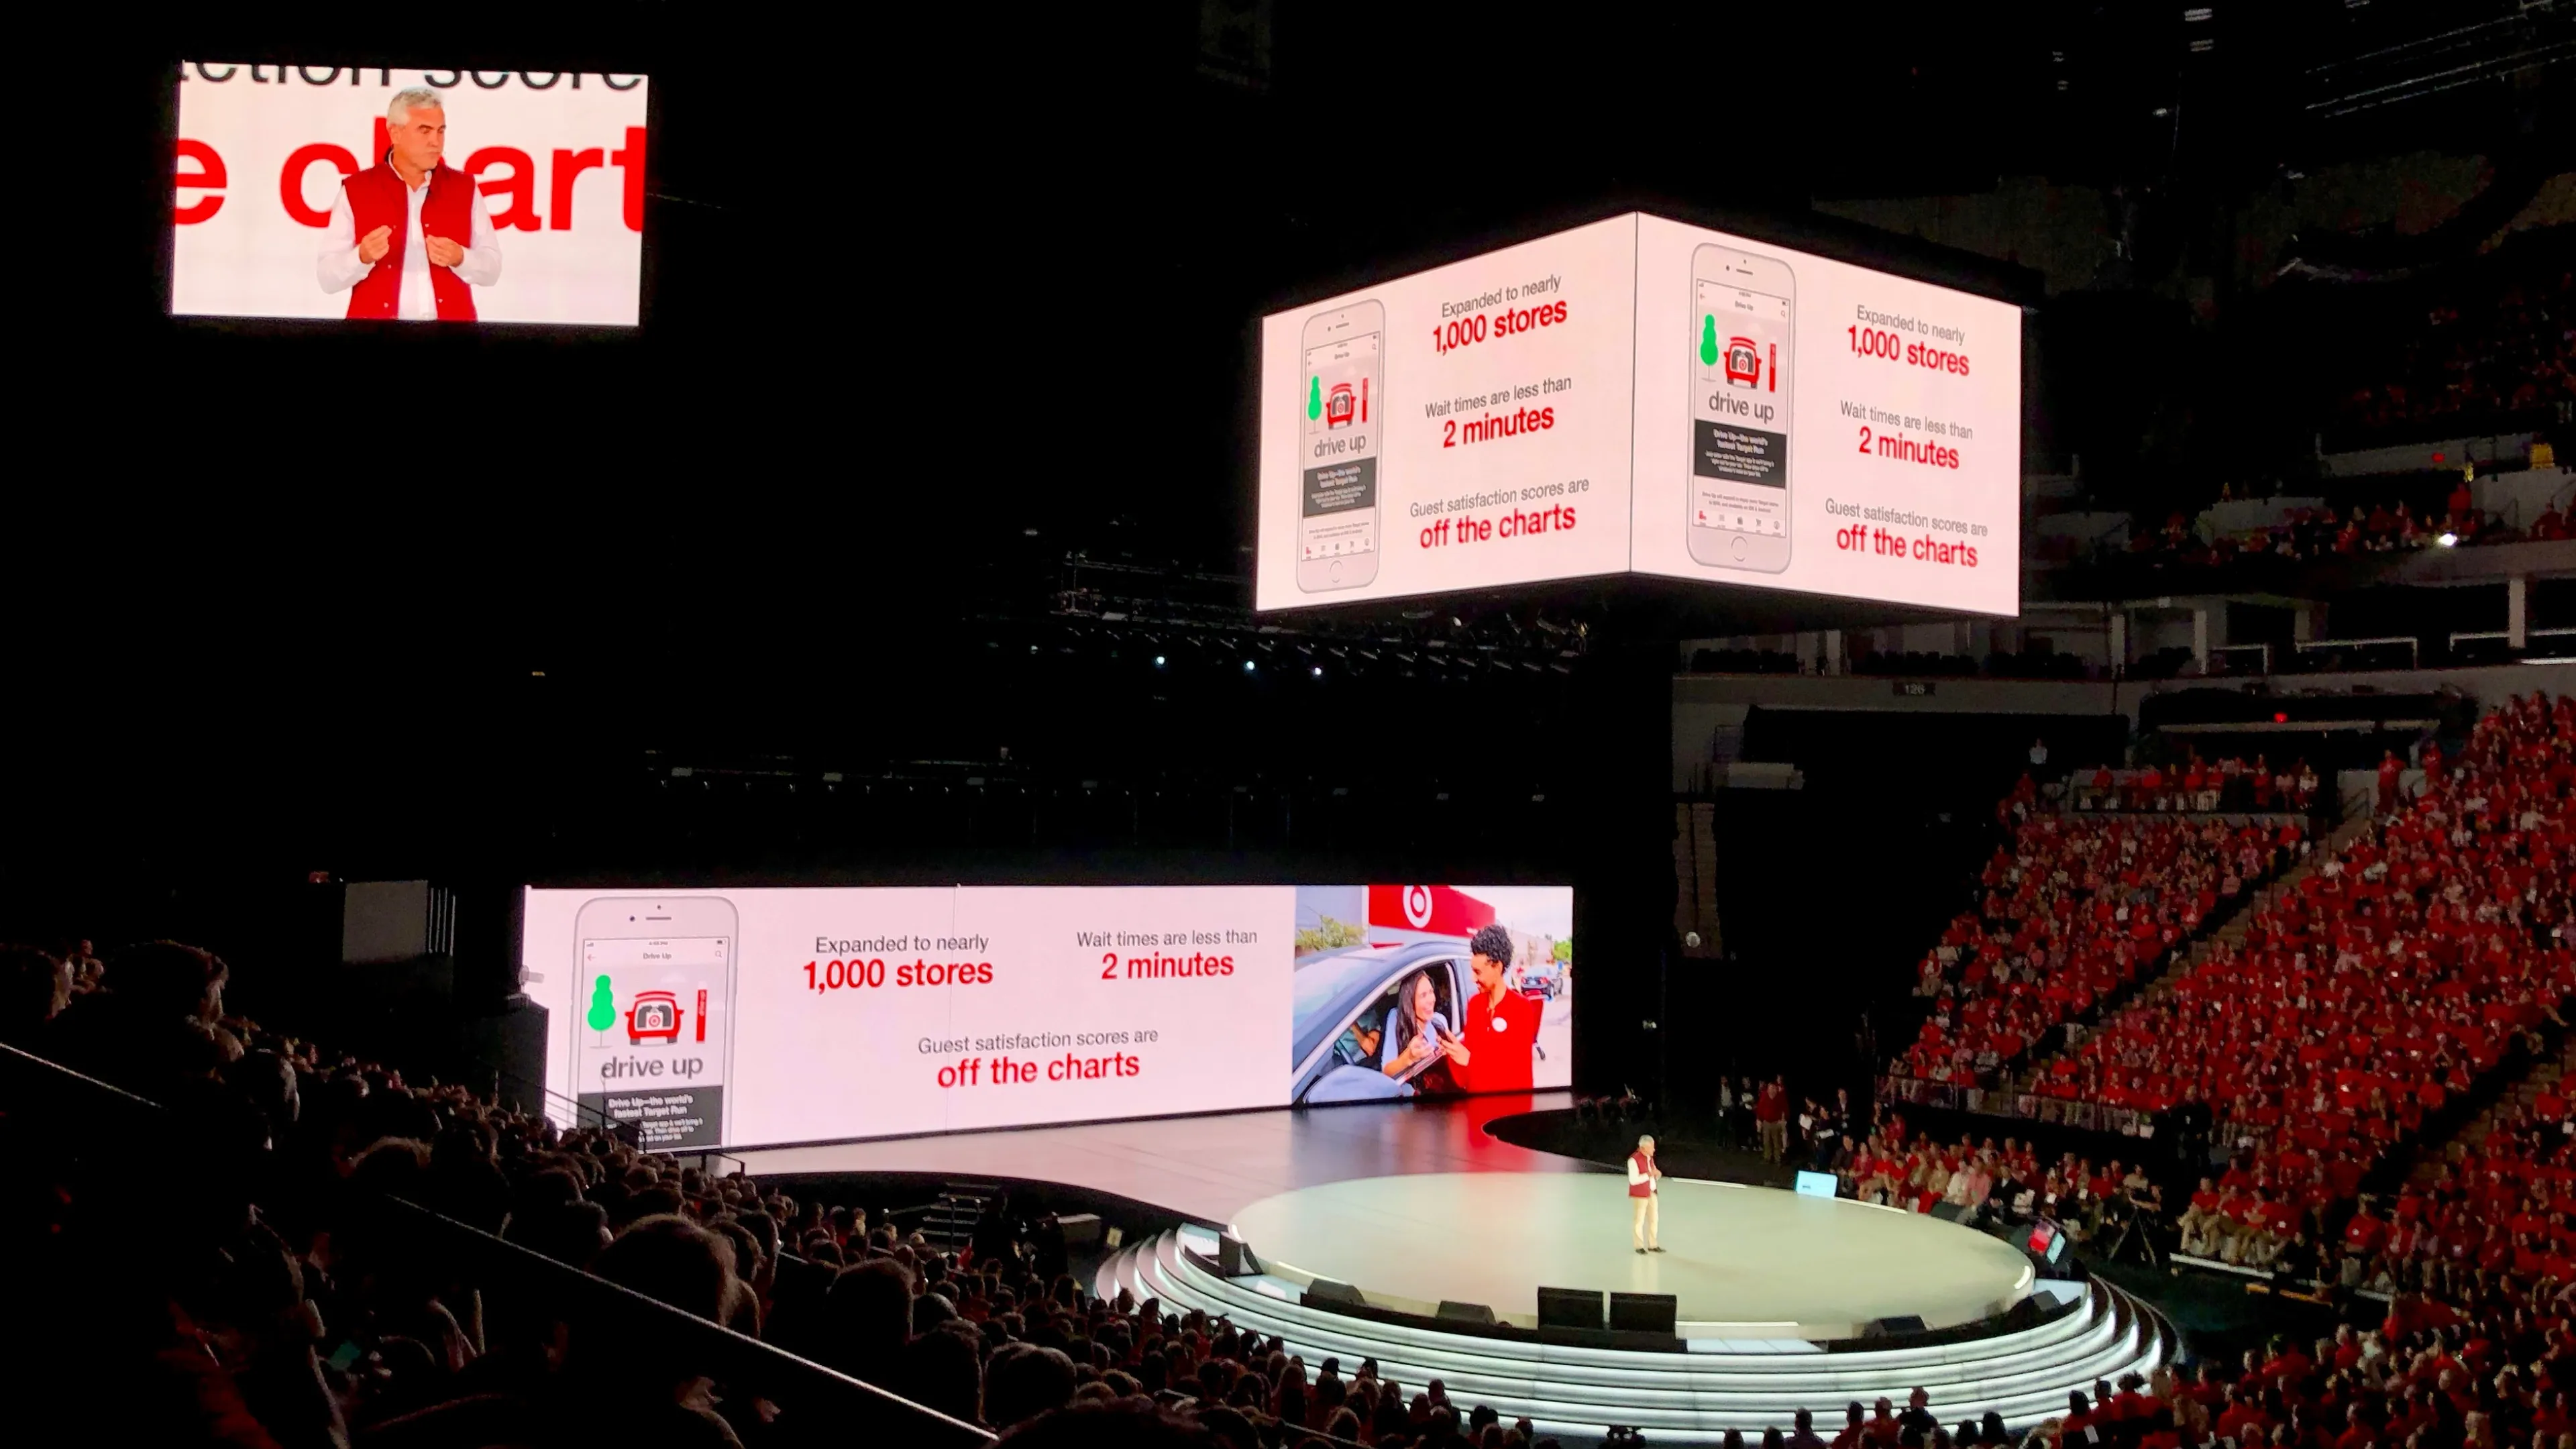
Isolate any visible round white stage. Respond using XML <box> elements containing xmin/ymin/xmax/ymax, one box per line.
<box><xmin>1228</xmin><ymin>1172</ymin><xmax>2035</xmax><ymax>1338</ymax></box>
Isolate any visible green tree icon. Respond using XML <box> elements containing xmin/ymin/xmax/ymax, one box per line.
<box><xmin>1699</xmin><ymin>315</ymin><xmax>1719</xmax><ymax>367</ymax></box>
<box><xmin>1307</xmin><ymin>375</ymin><xmax>1322</xmax><ymax>420</ymax></box>
<box><xmin>586</xmin><ymin>974</ymin><xmax>616</xmax><ymax>1034</ymax></box>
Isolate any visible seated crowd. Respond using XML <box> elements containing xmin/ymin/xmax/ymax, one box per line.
<box><xmin>3</xmin><ymin>936</ymin><xmax>1593</xmax><ymax>1448</ymax></box>
<box><xmin>2067</xmin><ymin>755</ymin><xmax>2322</xmax><ymax>815</ymax></box>
<box><xmin>2317</xmin><ymin>1075</ymin><xmax>2576</xmax><ymax>1305</ymax></box>
<box><xmin>2332</xmin><ymin>258</ymin><xmax>2571</xmax><ymax>435</ymax></box>
<box><xmin>2076</xmin><ymin>695</ymin><xmax>2576</xmax><ymax>1273</ymax></box>
<box><xmin>2035</xmin><ymin>1318</ymin><xmax>2576</xmax><ymax>1449</ymax></box>
<box><xmin>1899</xmin><ymin>801</ymin><xmax>2304</xmax><ymax>1089</ymax></box>
<box><xmin>1817</xmin><ymin>1119</ymin><xmax>2167</xmax><ymax>1243</ymax></box>
<box><xmin>2121</xmin><ymin>480</ymin><xmax>2560</xmax><ymax>572</ymax></box>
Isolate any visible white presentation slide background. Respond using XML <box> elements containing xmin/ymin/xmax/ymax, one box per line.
<box><xmin>172</xmin><ymin>66</ymin><xmax>648</xmax><ymax>325</ymax></box>
<box><xmin>1258</xmin><ymin>217</ymin><xmax>1640</xmax><ymax>610</ymax></box>
<box><xmin>1254</xmin><ymin>213</ymin><xmax>2023</xmax><ymax>616</ymax></box>
<box><xmin>524</xmin><ymin>885</ymin><xmax>1572</xmax><ymax>1150</ymax></box>
<box><xmin>1629</xmin><ymin>215</ymin><xmax>2022</xmax><ymax>614</ymax></box>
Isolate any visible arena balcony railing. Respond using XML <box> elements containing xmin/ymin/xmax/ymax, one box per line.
<box><xmin>1874</xmin><ymin>1072</ymin><xmax>2163</xmax><ymax>1140</ymax></box>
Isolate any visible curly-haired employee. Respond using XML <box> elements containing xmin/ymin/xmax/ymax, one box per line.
<box><xmin>1442</xmin><ymin>923</ymin><xmax>1542</xmax><ymax>1094</ymax></box>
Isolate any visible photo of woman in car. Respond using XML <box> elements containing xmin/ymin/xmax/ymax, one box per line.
<box><xmin>1377</xmin><ymin>967</ymin><xmax>1462</xmax><ymax>1094</ymax></box>
<box><xmin>1289</xmin><ymin>884</ymin><xmax>1572</xmax><ymax>1106</ymax></box>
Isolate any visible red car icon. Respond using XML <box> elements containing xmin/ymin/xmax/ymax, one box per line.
<box><xmin>1326</xmin><ymin>382</ymin><xmax>1356</xmax><ymax>428</ymax></box>
<box><xmin>625</xmin><ymin>989</ymin><xmax>684</xmax><ymax>1044</ymax></box>
<box><xmin>1723</xmin><ymin>337</ymin><xmax>1762</xmax><ymax>388</ymax></box>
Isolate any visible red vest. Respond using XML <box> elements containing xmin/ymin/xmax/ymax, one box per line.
<box><xmin>342</xmin><ymin>156</ymin><xmax>478</xmax><ymax>321</ymax></box>
<box><xmin>1629</xmin><ymin>1151</ymin><xmax>1656</xmax><ymax>1198</ymax></box>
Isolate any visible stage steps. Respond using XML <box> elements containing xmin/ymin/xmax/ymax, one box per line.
<box><xmin>1095</xmin><ymin>1228</ymin><xmax>2171</xmax><ymax>1443</ymax></box>
<box><xmin>921</xmin><ymin>1179</ymin><xmax>1004</xmax><ymax>1250</ymax></box>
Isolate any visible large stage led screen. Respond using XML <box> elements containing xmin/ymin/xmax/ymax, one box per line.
<box><xmin>1254</xmin><ymin>213</ymin><xmax>2023</xmax><ymax>614</ymax></box>
<box><xmin>172</xmin><ymin>64</ymin><xmax>648</xmax><ymax>325</ymax></box>
<box><xmin>522</xmin><ymin>883</ymin><xmax>1574</xmax><ymax>1148</ymax></box>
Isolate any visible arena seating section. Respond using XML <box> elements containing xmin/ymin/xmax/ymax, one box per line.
<box><xmin>2061</xmin><ymin>696</ymin><xmax>2575</xmax><ymax>1277</ymax></box>
<box><xmin>1898</xmin><ymin>779</ymin><xmax>2309</xmax><ymax>1090</ymax></box>
<box><xmin>2074</xmin><ymin>692</ymin><xmax>2571</xmax><ymax>1152</ymax></box>
<box><xmin>2328</xmin><ymin>256</ymin><xmax>2571</xmax><ymax>438</ymax></box>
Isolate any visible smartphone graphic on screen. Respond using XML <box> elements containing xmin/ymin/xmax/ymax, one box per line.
<box><xmin>1297</xmin><ymin>300</ymin><xmax>1385</xmax><ymax>592</ymax></box>
<box><xmin>1688</xmin><ymin>245</ymin><xmax>1795</xmax><ymax>572</ymax></box>
<box><xmin>571</xmin><ymin>896</ymin><xmax>737</xmax><ymax>1150</ymax></box>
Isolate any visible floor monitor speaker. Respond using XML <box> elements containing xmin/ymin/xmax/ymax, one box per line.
<box><xmin>1537</xmin><ymin>1287</ymin><xmax>1605</xmax><ymax>1330</ymax></box>
<box><xmin>1609</xmin><ymin>1291</ymin><xmax>1678</xmax><ymax>1335</ymax></box>
<box><xmin>1302</xmin><ymin>1277</ymin><xmax>1365</xmax><ymax>1307</ymax></box>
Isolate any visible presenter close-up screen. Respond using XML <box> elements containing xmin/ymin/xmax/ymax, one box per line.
<box><xmin>1252</xmin><ymin>212</ymin><xmax>2023</xmax><ymax>616</ymax></box>
<box><xmin>171</xmin><ymin>64</ymin><xmax>649</xmax><ymax>325</ymax></box>
<box><xmin>523</xmin><ymin>883</ymin><xmax>1573</xmax><ymax>1149</ymax></box>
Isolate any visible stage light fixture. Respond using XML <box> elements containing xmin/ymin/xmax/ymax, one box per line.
<box><xmin>1311</xmin><ymin>665</ymin><xmax>1324</xmax><ymax>677</ymax></box>
<box><xmin>1244</xmin><ymin>661</ymin><xmax>1256</xmax><ymax>672</ymax></box>
<box><xmin>2437</xmin><ymin>533</ymin><xmax>2459</xmax><ymax>547</ymax></box>
<box><xmin>1154</xmin><ymin>655</ymin><xmax>1167</xmax><ymax>667</ymax></box>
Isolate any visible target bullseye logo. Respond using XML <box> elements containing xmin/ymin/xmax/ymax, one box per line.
<box><xmin>1403</xmin><ymin>885</ymin><xmax>1434</xmax><ymax>928</ymax></box>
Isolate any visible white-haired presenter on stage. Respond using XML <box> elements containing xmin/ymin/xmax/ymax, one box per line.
<box><xmin>318</xmin><ymin>87</ymin><xmax>502</xmax><ymax>321</ymax></box>
<box><xmin>1628</xmin><ymin>1134</ymin><xmax>1664</xmax><ymax>1253</ymax></box>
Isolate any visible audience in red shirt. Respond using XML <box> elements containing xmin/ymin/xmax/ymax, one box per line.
<box><xmin>1902</xmin><ymin>804</ymin><xmax>2303</xmax><ymax>1089</ymax></box>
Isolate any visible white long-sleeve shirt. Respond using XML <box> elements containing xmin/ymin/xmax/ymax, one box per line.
<box><xmin>317</xmin><ymin>162</ymin><xmax>502</xmax><ymax>319</ymax></box>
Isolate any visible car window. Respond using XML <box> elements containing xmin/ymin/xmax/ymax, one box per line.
<box><xmin>1291</xmin><ymin>952</ymin><xmax>1401</xmax><ymax>1067</ymax></box>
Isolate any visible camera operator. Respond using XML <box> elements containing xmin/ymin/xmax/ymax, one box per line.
<box><xmin>2098</xmin><ymin>1169</ymin><xmax>2165</xmax><ymax>1265</ymax></box>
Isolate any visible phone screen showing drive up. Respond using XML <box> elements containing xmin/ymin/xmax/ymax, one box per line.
<box><xmin>573</xmin><ymin>934</ymin><xmax>734</xmax><ymax>1149</ymax></box>
<box><xmin>1301</xmin><ymin>329</ymin><xmax>1381</xmax><ymax>561</ymax></box>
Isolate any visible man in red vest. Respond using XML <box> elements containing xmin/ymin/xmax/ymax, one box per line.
<box><xmin>1627</xmin><ymin>1134</ymin><xmax>1664</xmax><ymax>1252</ymax></box>
<box><xmin>318</xmin><ymin>87</ymin><xmax>501</xmax><ymax>321</ymax></box>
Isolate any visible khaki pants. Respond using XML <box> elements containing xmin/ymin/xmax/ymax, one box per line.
<box><xmin>1761</xmin><ymin>1119</ymin><xmax>1788</xmax><ymax>1161</ymax></box>
<box><xmin>1631</xmin><ymin>1192</ymin><xmax>1660</xmax><ymax>1248</ymax></box>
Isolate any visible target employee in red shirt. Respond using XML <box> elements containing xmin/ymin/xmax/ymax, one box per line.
<box><xmin>1442</xmin><ymin>924</ymin><xmax>1543</xmax><ymax>1093</ymax></box>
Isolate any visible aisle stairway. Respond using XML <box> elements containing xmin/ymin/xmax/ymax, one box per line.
<box><xmin>2407</xmin><ymin>1035</ymin><xmax>2576</xmax><ymax>1189</ymax></box>
<box><xmin>1095</xmin><ymin>1228</ymin><xmax>2174</xmax><ymax>1442</ymax></box>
